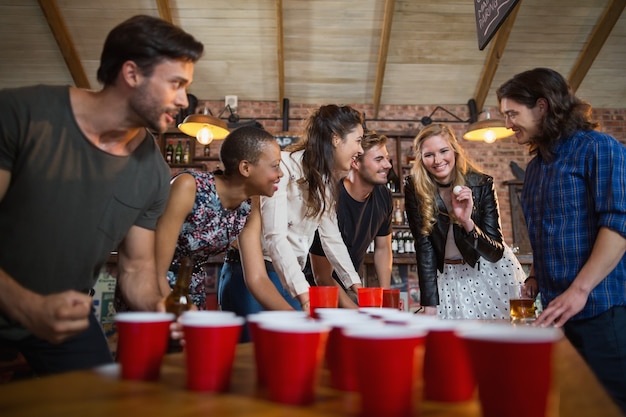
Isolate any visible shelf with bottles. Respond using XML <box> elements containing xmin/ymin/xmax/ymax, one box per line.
<box><xmin>365</xmin><ymin>229</ymin><xmax>415</xmax><ymax>257</ymax></box>
<box><xmin>386</xmin><ymin>157</ymin><xmax>403</xmax><ymax>194</ymax></box>
<box><xmin>159</xmin><ymin>127</ymin><xmax>221</xmax><ymax>165</ymax></box>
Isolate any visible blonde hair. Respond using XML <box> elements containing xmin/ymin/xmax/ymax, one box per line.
<box><xmin>409</xmin><ymin>123</ymin><xmax>483</xmax><ymax>235</ymax></box>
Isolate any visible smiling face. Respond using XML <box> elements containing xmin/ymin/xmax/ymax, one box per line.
<box><xmin>500</xmin><ymin>97</ymin><xmax>545</xmax><ymax>146</ymax></box>
<box><xmin>355</xmin><ymin>143</ymin><xmax>391</xmax><ymax>186</ymax></box>
<box><xmin>246</xmin><ymin>140</ymin><xmax>283</xmax><ymax>197</ymax></box>
<box><xmin>129</xmin><ymin>58</ymin><xmax>193</xmax><ymax>133</ymax></box>
<box><xmin>419</xmin><ymin>133</ymin><xmax>456</xmax><ymax>184</ymax></box>
<box><xmin>333</xmin><ymin>125</ymin><xmax>364</xmax><ymax>172</ymax></box>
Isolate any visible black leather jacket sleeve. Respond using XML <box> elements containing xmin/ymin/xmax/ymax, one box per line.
<box><xmin>404</xmin><ymin>175</ymin><xmax>440</xmax><ymax>306</ymax></box>
<box><xmin>404</xmin><ymin>172</ymin><xmax>505</xmax><ymax>307</ymax></box>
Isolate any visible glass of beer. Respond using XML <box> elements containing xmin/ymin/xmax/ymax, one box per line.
<box><xmin>509</xmin><ymin>282</ymin><xmax>536</xmax><ymax>323</ymax></box>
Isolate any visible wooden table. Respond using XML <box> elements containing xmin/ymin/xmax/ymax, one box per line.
<box><xmin>0</xmin><ymin>339</ymin><xmax>621</xmax><ymax>416</ymax></box>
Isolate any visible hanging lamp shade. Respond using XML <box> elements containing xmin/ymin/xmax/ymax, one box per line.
<box><xmin>178</xmin><ymin>114</ymin><xmax>230</xmax><ymax>145</ymax></box>
<box><xmin>463</xmin><ymin>117</ymin><xmax>513</xmax><ymax>143</ymax></box>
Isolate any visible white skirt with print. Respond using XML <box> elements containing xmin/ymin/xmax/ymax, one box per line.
<box><xmin>436</xmin><ymin>245</ymin><xmax>526</xmax><ymax>320</ymax></box>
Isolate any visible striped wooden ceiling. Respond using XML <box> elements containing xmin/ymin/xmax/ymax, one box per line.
<box><xmin>0</xmin><ymin>0</ymin><xmax>624</xmax><ymax>117</ymax></box>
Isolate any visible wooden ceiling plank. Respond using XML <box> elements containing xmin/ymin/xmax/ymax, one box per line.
<box><xmin>373</xmin><ymin>0</ymin><xmax>396</xmax><ymax>118</ymax></box>
<box><xmin>568</xmin><ymin>0</ymin><xmax>626</xmax><ymax>92</ymax></box>
<box><xmin>276</xmin><ymin>0</ymin><xmax>285</xmax><ymax>113</ymax></box>
<box><xmin>155</xmin><ymin>0</ymin><xmax>173</xmax><ymax>23</ymax></box>
<box><xmin>37</xmin><ymin>0</ymin><xmax>90</xmax><ymax>89</ymax></box>
<box><xmin>473</xmin><ymin>1</ymin><xmax>521</xmax><ymax>111</ymax></box>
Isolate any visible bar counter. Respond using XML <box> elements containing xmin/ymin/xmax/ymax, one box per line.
<box><xmin>0</xmin><ymin>339</ymin><xmax>621</xmax><ymax>416</ymax></box>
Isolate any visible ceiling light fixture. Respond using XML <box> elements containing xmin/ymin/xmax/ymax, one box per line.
<box><xmin>178</xmin><ymin>107</ymin><xmax>230</xmax><ymax>145</ymax></box>
<box><xmin>463</xmin><ymin>99</ymin><xmax>513</xmax><ymax>143</ymax></box>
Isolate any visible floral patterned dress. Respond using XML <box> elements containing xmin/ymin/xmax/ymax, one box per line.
<box><xmin>167</xmin><ymin>171</ymin><xmax>251</xmax><ymax>309</ymax></box>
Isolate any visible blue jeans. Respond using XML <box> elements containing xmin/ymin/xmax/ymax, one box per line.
<box><xmin>1</xmin><ymin>310</ymin><xmax>113</xmax><ymax>377</ymax></box>
<box><xmin>564</xmin><ymin>305</ymin><xmax>626</xmax><ymax>414</ymax></box>
<box><xmin>218</xmin><ymin>260</ymin><xmax>301</xmax><ymax>342</ymax></box>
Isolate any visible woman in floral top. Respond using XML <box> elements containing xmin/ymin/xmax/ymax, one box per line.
<box><xmin>155</xmin><ymin>126</ymin><xmax>294</xmax><ymax>311</ymax></box>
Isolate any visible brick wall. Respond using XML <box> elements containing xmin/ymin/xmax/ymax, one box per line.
<box><xmin>196</xmin><ymin>100</ymin><xmax>626</xmax><ymax>246</ymax></box>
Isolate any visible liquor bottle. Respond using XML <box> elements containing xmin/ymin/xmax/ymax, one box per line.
<box><xmin>183</xmin><ymin>142</ymin><xmax>191</xmax><ymax>163</ymax></box>
<box><xmin>387</xmin><ymin>159</ymin><xmax>401</xmax><ymax>193</ymax></box>
<box><xmin>397</xmin><ymin>231</ymin><xmax>405</xmax><ymax>254</ymax></box>
<box><xmin>393</xmin><ymin>199</ymin><xmax>404</xmax><ymax>225</ymax></box>
<box><xmin>165</xmin><ymin>257</ymin><xmax>194</xmax><ymax>317</ymax></box>
<box><xmin>391</xmin><ymin>232</ymin><xmax>398</xmax><ymax>253</ymax></box>
<box><xmin>203</xmin><ymin>145</ymin><xmax>211</xmax><ymax>157</ymax></box>
<box><xmin>174</xmin><ymin>140</ymin><xmax>183</xmax><ymax>164</ymax></box>
<box><xmin>165</xmin><ymin>140</ymin><xmax>174</xmax><ymax>163</ymax></box>
<box><xmin>403</xmin><ymin>231</ymin><xmax>413</xmax><ymax>254</ymax></box>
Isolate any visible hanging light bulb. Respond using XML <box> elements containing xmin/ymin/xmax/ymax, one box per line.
<box><xmin>483</xmin><ymin>130</ymin><xmax>497</xmax><ymax>144</ymax></box>
<box><xmin>463</xmin><ymin>110</ymin><xmax>512</xmax><ymax>143</ymax></box>
<box><xmin>196</xmin><ymin>126</ymin><xmax>214</xmax><ymax>145</ymax></box>
<box><xmin>178</xmin><ymin>112</ymin><xmax>229</xmax><ymax>145</ymax></box>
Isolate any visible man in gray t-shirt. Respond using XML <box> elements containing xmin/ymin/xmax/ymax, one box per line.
<box><xmin>0</xmin><ymin>15</ymin><xmax>203</xmax><ymax>376</ymax></box>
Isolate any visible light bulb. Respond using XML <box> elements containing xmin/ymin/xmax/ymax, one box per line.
<box><xmin>196</xmin><ymin>126</ymin><xmax>213</xmax><ymax>145</ymax></box>
<box><xmin>484</xmin><ymin>130</ymin><xmax>497</xmax><ymax>144</ymax></box>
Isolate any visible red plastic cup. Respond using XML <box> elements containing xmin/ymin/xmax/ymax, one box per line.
<box><xmin>114</xmin><ymin>312</ymin><xmax>175</xmax><ymax>381</ymax></box>
<box><xmin>382</xmin><ymin>289</ymin><xmax>401</xmax><ymax>309</ymax></box>
<box><xmin>257</xmin><ymin>320</ymin><xmax>330</xmax><ymax>405</ymax></box>
<box><xmin>180</xmin><ymin>312</ymin><xmax>244</xmax><ymax>392</ymax></box>
<box><xmin>308</xmin><ymin>286</ymin><xmax>339</xmax><ymax>318</ymax></box>
<box><xmin>344</xmin><ymin>325</ymin><xmax>427</xmax><ymax>417</ymax></box>
<box><xmin>422</xmin><ymin>321</ymin><xmax>476</xmax><ymax>402</ymax></box>
<box><xmin>458</xmin><ymin>323</ymin><xmax>563</xmax><ymax>417</ymax></box>
<box><xmin>357</xmin><ymin>287</ymin><xmax>383</xmax><ymax>307</ymax></box>
<box><xmin>314</xmin><ymin>308</ymin><xmax>361</xmax><ymax>320</ymax></box>
<box><xmin>359</xmin><ymin>307</ymin><xmax>405</xmax><ymax>320</ymax></box>
<box><xmin>246</xmin><ymin>311</ymin><xmax>309</xmax><ymax>386</ymax></box>
<box><xmin>320</xmin><ymin>314</ymin><xmax>378</xmax><ymax>391</ymax></box>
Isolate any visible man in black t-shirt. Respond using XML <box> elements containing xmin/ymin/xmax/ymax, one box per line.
<box><xmin>308</xmin><ymin>131</ymin><xmax>393</xmax><ymax>307</ymax></box>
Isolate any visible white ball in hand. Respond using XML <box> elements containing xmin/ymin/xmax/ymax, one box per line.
<box><xmin>453</xmin><ymin>185</ymin><xmax>463</xmax><ymax>195</ymax></box>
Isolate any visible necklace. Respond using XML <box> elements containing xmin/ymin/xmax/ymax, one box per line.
<box><xmin>435</xmin><ymin>180</ymin><xmax>453</xmax><ymax>188</ymax></box>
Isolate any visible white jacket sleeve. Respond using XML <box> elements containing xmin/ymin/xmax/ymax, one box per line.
<box><xmin>261</xmin><ymin>154</ymin><xmax>312</xmax><ymax>298</ymax></box>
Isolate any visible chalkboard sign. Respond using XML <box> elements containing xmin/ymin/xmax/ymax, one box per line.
<box><xmin>474</xmin><ymin>0</ymin><xmax>519</xmax><ymax>50</ymax></box>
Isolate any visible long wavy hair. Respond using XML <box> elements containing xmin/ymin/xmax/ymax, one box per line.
<box><xmin>410</xmin><ymin>123</ymin><xmax>483</xmax><ymax>235</ymax></box>
<box><xmin>287</xmin><ymin>105</ymin><xmax>364</xmax><ymax>219</ymax></box>
<box><xmin>496</xmin><ymin>67</ymin><xmax>598</xmax><ymax>161</ymax></box>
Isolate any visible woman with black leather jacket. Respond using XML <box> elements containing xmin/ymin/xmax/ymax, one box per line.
<box><xmin>404</xmin><ymin>123</ymin><xmax>524</xmax><ymax>319</ymax></box>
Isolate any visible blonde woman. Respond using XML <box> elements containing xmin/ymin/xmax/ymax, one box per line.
<box><xmin>404</xmin><ymin>123</ymin><xmax>524</xmax><ymax>319</ymax></box>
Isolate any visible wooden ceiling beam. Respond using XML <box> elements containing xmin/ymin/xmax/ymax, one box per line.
<box><xmin>275</xmin><ymin>0</ymin><xmax>285</xmax><ymax>114</ymax></box>
<box><xmin>155</xmin><ymin>0</ymin><xmax>173</xmax><ymax>23</ymax></box>
<box><xmin>38</xmin><ymin>0</ymin><xmax>90</xmax><ymax>89</ymax></box>
<box><xmin>472</xmin><ymin>1</ymin><xmax>520</xmax><ymax>112</ymax></box>
<box><xmin>568</xmin><ymin>0</ymin><xmax>626</xmax><ymax>92</ymax></box>
<box><xmin>372</xmin><ymin>0</ymin><xmax>395</xmax><ymax>119</ymax></box>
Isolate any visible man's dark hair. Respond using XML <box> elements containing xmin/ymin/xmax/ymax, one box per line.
<box><xmin>97</xmin><ymin>15</ymin><xmax>204</xmax><ymax>86</ymax></box>
<box><xmin>497</xmin><ymin>67</ymin><xmax>598</xmax><ymax>160</ymax></box>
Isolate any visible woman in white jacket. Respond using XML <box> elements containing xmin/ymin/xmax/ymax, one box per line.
<box><xmin>218</xmin><ymin>105</ymin><xmax>365</xmax><ymax>319</ymax></box>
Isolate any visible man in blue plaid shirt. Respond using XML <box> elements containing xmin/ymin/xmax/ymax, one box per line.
<box><xmin>498</xmin><ymin>67</ymin><xmax>626</xmax><ymax>413</ymax></box>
